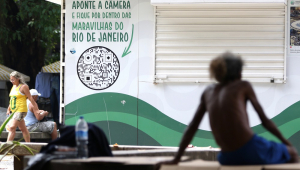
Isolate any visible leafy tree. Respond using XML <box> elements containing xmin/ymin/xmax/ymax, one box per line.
<box><xmin>0</xmin><ymin>0</ymin><xmax>60</xmax><ymax>90</ymax></box>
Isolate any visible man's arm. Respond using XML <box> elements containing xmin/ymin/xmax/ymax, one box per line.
<box><xmin>163</xmin><ymin>93</ymin><xmax>207</xmax><ymax>164</ymax></box>
<box><xmin>246</xmin><ymin>82</ymin><xmax>291</xmax><ymax>146</ymax></box>
<box><xmin>29</xmin><ymin>103</ymin><xmax>48</xmax><ymax>121</ymax></box>
<box><xmin>21</xmin><ymin>85</ymin><xmax>39</xmax><ymax>114</ymax></box>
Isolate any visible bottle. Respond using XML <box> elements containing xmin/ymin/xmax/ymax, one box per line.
<box><xmin>75</xmin><ymin>116</ymin><xmax>89</xmax><ymax>158</ymax></box>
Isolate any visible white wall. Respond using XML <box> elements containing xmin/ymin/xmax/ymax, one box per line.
<box><xmin>139</xmin><ymin>0</ymin><xmax>300</xmax><ymax>131</ymax></box>
<box><xmin>151</xmin><ymin>0</ymin><xmax>286</xmax><ymax>4</ymax></box>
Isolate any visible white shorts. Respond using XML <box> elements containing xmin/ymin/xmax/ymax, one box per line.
<box><xmin>27</xmin><ymin>121</ymin><xmax>55</xmax><ymax>134</ymax></box>
<box><xmin>13</xmin><ymin>112</ymin><xmax>27</xmax><ymax>121</ymax></box>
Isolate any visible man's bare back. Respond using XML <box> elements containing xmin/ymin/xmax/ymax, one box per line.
<box><xmin>159</xmin><ymin>52</ymin><xmax>298</xmax><ymax>166</ymax></box>
<box><xmin>203</xmin><ymin>80</ymin><xmax>254</xmax><ymax>151</ymax></box>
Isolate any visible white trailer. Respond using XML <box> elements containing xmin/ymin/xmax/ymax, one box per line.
<box><xmin>59</xmin><ymin>0</ymin><xmax>300</xmax><ymax>152</ymax></box>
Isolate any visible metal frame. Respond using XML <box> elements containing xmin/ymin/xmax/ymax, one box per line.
<box><xmin>284</xmin><ymin>3</ymin><xmax>288</xmax><ymax>83</ymax></box>
<box><xmin>59</xmin><ymin>0</ymin><xmax>65</xmax><ymax>125</ymax></box>
<box><xmin>153</xmin><ymin>6</ymin><xmax>157</xmax><ymax>83</ymax></box>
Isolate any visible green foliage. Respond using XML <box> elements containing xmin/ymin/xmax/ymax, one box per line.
<box><xmin>45</xmin><ymin>52</ymin><xmax>60</xmax><ymax>65</ymax></box>
<box><xmin>0</xmin><ymin>140</ymin><xmax>38</xmax><ymax>162</ymax></box>
<box><xmin>0</xmin><ymin>0</ymin><xmax>61</xmax><ymax>89</ymax></box>
<box><xmin>0</xmin><ymin>109</ymin><xmax>17</xmax><ymax>136</ymax></box>
<box><xmin>1</xmin><ymin>0</ymin><xmax>61</xmax><ymax>42</ymax></box>
<box><xmin>0</xmin><ymin>0</ymin><xmax>61</xmax><ymax>63</ymax></box>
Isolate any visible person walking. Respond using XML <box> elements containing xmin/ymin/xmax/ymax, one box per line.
<box><xmin>6</xmin><ymin>71</ymin><xmax>39</xmax><ymax>142</ymax></box>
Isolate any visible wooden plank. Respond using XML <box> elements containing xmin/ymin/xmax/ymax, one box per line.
<box><xmin>220</xmin><ymin>165</ymin><xmax>262</xmax><ymax>170</ymax></box>
<box><xmin>0</xmin><ymin>131</ymin><xmax>52</xmax><ymax>139</ymax></box>
<box><xmin>264</xmin><ymin>163</ymin><xmax>300</xmax><ymax>170</ymax></box>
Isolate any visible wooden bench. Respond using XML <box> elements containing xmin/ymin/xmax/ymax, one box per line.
<box><xmin>22</xmin><ymin>146</ymin><xmax>218</xmax><ymax>169</ymax></box>
<box><xmin>22</xmin><ymin>157</ymin><xmax>300</xmax><ymax>170</ymax></box>
<box><xmin>0</xmin><ymin>131</ymin><xmax>57</xmax><ymax>142</ymax></box>
<box><xmin>112</xmin><ymin>146</ymin><xmax>220</xmax><ymax>161</ymax></box>
<box><xmin>21</xmin><ymin>146</ymin><xmax>300</xmax><ymax>170</ymax></box>
<box><xmin>1</xmin><ymin>142</ymin><xmax>47</xmax><ymax>170</ymax></box>
<box><xmin>39</xmin><ymin>156</ymin><xmax>189</xmax><ymax>170</ymax></box>
<box><xmin>161</xmin><ymin>159</ymin><xmax>300</xmax><ymax>170</ymax></box>
<box><xmin>0</xmin><ymin>131</ymin><xmax>55</xmax><ymax>170</ymax></box>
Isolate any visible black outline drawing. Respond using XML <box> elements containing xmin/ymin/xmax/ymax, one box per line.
<box><xmin>77</xmin><ymin>46</ymin><xmax>120</xmax><ymax>90</ymax></box>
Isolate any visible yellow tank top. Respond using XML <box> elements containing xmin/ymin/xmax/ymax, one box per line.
<box><xmin>9</xmin><ymin>84</ymin><xmax>27</xmax><ymax>113</ymax></box>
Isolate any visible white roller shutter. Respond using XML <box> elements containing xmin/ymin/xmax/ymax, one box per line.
<box><xmin>154</xmin><ymin>3</ymin><xmax>287</xmax><ymax>83</ymax></box>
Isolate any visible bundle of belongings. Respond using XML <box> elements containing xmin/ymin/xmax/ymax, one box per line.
<box><xmin>25</xmin><ymin>123</ymin><xmax>113</xmax><ymax>170</ymax></box>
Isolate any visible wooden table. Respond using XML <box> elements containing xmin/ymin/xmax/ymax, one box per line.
<box><xmin>44</xmin><ymin>156</ymin><xmax>189</xmax><ymax>170</ymax></box>
<box><xmin>161</xmin><ymin>159</ymin><xmax>300</xmax><ymax>170</ymax></box>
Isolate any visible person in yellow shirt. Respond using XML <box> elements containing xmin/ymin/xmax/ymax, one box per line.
<box><xmin>6</xmin><ymin>71</ymin><xmax>39</xmax><ymax>142</ymax></box>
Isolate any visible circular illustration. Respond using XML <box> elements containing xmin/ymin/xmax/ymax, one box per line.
<box><xmin>77</xmin><ymin>46</ymin><xmax>120</xmax><ymax>90</ymax></box>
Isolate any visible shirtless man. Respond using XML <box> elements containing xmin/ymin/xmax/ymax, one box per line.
<box><xmin>160</xmin><ymin>52</ymin><xmax>298</xmax><ymax>165</ymax></box>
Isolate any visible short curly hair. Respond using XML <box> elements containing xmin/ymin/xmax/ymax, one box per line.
<box><xmin>209</xmin><ymin>52</ymin><xmax>243</xmax><ymax>83</ymax></box>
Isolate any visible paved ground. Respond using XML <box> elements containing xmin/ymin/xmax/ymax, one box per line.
<box><xmin>0</xmin><ymin>107</ymin><xmax>8</xmax><ymax>125</ymax></box>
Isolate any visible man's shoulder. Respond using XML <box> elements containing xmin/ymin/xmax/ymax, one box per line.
<box><xmin>28</xmin><ymin>100</ymin><xmax>34</xmax><ymax>111</ymax></box>
<box><xmin>204</xmin><ymin>84</ymin><xmax>216</xmax><ymax>92</ymax></box>
<box><xmin>28</xmin><ymin>100</ymin><xmax>32</xmax><ymax>106</ymax></box>
<box><xmin>225</xmin><ymin>80</ymin><xmax>250</xmax><ymax>87</ymax></box>
<box><xmin>237</xmin><ymin>80</ymin><xmax>252</xmax><ymax>88</ymax></box>
<box><xmin>202</xmin><ymin>84</ymin><xmax>217</xmax><ymax>99</ymax></box>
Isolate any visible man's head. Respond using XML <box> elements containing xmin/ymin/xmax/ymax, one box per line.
<box><xmin>209</xmin><ymin>52</ymin><xmax>244</xmax><ymax>83</ymax></box>
<box><xmin>30</xmin><ymin>89</ymin><xmax>41</xmax><ymax>101</ymax></box>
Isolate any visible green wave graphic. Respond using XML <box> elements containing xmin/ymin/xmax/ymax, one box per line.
<box><xmin>92</xmin><ymin>120</ymin><xmax>161</xmax><ymax>146</ymax></box>
<box><xmin>65</xmin><ymin>92</ymin><xmax>300</xmax><ymax>146</ymax></box>
<box><xmin>65</xmin><ymin>92</ymin><xmax>213</xmax><ymax>139</ymax></box>
<box><xmin>65</xmin><ymin>111</ymin><xmax>217</xmax><ymax>146</ymax></box>
<box><xmin>258</xmin><ymin>118</ymin><xmax>300</xmax><ymax>142</ymax></box>
<box><xmin>252</xmin><ymin>100</ymin><xmax>300</xmax><ymax>134</ymax></box>
<box><xmin>65</xmin><ymin>112</ymin><xmax>137</xmax><ymax>127</ymax></box>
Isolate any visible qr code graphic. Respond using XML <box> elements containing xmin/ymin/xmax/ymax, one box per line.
<box><xmin>77</xmin><ymin>46</ymin><xmax>120</xmax><ymax>90</ymax></box>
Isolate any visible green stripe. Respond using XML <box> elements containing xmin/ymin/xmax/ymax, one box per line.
<box><xmin>259</xmin><ymin>118</ymin><xmax>300</xmax><ymax>142</ymax></box>
<box><xmin>138</xmin><ymin>116</ymin><xmax>217</xmax><ymax>147</ymax></box>
<box><xmin>65</xmin><ymin>93</ymin><xmax>137</xmax><ymax>117</ymax></box>
<box><xmin>252</xmin><ymin>101</ymin><xmax>300</xmax><ymax>134</ymax></box>
<box><xmin>93</xmin><ymin>121</ymin><xmax>160</xmax><ymax>146</ymax></box>
<box><xmin>65</xmin><ymin>112</ymin><xmax>137</xmax><ymax>127</ymax></box>
<box><xmin>65</xmin><ymin>111</ymin><xmax>217</xmax><ymax>147</ymax></box>
<box><xmin>65</xmin><ymin>92</ymin><xmax>213</xmax><ymax>139</ymax></box>
<box><xmin>65</xmin><ymin>92</ymin><xmax>300</xmax><ymax>147</ymax></box>
<box><xmin>138</xmin><ymin>99</ymin><xmax>214</xmax><ymax>139</ymax></box>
